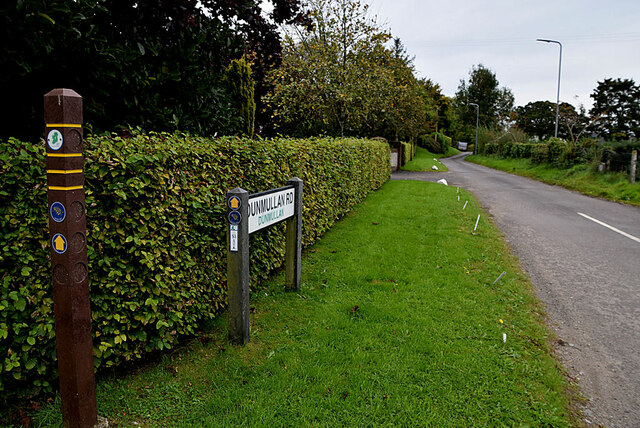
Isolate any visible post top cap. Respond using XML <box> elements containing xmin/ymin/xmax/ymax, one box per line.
<box><xmin>44</xmin><ymin>88</ymin><xmax>82</xmax><ymax>98</ymax></box>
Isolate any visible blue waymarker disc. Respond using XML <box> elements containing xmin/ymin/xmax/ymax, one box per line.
<box><xmin>50</xmin><ymin>202</ymin><xmax>66</xmax><ymax>223</ymax></box>
<box><xmin>228</xmin><ymin>211</ymin><xmax>242</xmax><ymax>225</ymax></box>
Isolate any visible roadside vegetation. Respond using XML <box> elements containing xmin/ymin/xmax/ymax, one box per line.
<box><xmin>467</xmin><ymin>155</ymin><xmax>640</xmax><ymax>206</ymax></box>
<box><xmin>401</xmin><ymin>146</ymin><xmax>460</xmax><ymax>172</ymax></box>
<box><xmin>34</xmin><ymin>181</ymin><xmax>573</xmax><ymax>427</ymax></box>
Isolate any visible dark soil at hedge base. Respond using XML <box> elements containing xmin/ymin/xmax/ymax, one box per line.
<box><xmin>0</xmin><ymin>134</ymin><xmax>389</xmax><ymax>404</ymax></box>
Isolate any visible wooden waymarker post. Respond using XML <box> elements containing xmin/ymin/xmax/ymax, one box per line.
<box><xmin>44</xmin><ymin>89</ymin><xmax>98</xmax><ymax>428</ymax></box>
<box><xmin>227</xmin><ymin>178</ymin><xmax>303</xmax><ymax>345</ymax></box>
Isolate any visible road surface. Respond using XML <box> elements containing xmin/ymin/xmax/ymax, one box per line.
<box><xmin>393</xmin><ymin>154</ymin><xmax>640</xmax><ymax>427</ymax></box>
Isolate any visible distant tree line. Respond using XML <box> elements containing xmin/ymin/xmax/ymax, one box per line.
<box><xmin>448</xmin><ymin>63</ymin><xmax>640</xmax><ymax>145</ymax></box>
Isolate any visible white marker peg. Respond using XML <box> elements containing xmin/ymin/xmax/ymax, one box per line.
<box><xmin>492</xmin><ymin>272</ymin><xmax>506</xmax><ymax>285</ymax></box>
<box><xmin>474</xmin><ymin>214</ymin><xmax>480</xmax><ymax>231</ymax></box>
<box><xmin>502</xmin><ymin>333</ymin><xmax>507</xmax><ymax>343</ymax></box>
<box><xmin>457</xmin><ymin>195</ymin><xmax>460</xmax><ymax>202</ymax></box>
<box><xmin>463</xmin><ymin>201</ymin><xmax>468</xmax><ymax>210</ymax></box>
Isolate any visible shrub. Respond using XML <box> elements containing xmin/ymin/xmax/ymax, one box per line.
<box><xmin>418</xmin><ymin>135</ymin><xmax>440</xmax><ymax>154</ymax></box>
<box><xmin>225</xmin><ymin>57</ymin><xmax>256</xmax><ymax>137</ymax></box>
<box><xmin>531</xmin><ymin>144</ymin><xmax>549</xmax><ymax>164</ymax></box>
<box><xmin>502</xmin><ymin>141</ymin><xmax>515</xmax><ymax>158</ymax></box>
<box><xmin>0</xmin><ymin>133</ymin><xmax>390</xmax><ymax>402</ymax></box>
<box><xmin>547</xmin><ymin>138</ymin><xmax>570</xmax><ymax>167</ymax></box>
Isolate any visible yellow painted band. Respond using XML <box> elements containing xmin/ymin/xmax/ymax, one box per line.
<box><xmin>47</xmin><ymin>169</ymin><xmax>83</xmax><ymax>174</ymax></box>
<box><xmin>48</xmin><ymin>185</ymin><xmax>83</xmax><ymax>191</ymax></box>
<box><xmin>46</xmin><ymin>124</ymin><xmax>82</xmax><ymax>128</ymax></box>
<box><xmin>47</xmin><ymin>153</ymin><xmax>82</xmax><ymax>158</ymax></box>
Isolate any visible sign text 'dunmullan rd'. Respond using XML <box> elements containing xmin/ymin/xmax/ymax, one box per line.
<box><xmin>248</xmin><ymin>187</ymin><xmax>295</xmax><ymax>234</ymax></box>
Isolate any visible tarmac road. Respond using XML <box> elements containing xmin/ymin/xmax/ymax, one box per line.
<box><xmin>393</xmin><ymin>154</ymin><xmax>640</xmax><ymax>427</ymax></box>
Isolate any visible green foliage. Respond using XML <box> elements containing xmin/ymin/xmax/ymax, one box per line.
<box><xmin>400</xmin><ymin>141</ymin><xmax>417</xmax><ymax>165</ymax></box>
<box><xmin>418</xmin><ymin>132</ymin><xmax>451</xmax><ymax>154</ymax></box>
<box><xmin>468</xmin><ymin>155</ymin><xmax>640</xmax><ymax>206</ymax></box>
<box><xmin>266</xmin><ymin>0</ymin><xmax>428</xmax><ymax>141</ymax></box>
<box><xmin>0</xmin><ymin>134</ymin><xmax>389</xmax><ymax>403</ymax></box>
<box><xmin>33</xmin><ymin>181</ymin><xmax>574</xmax><ymax>427</ymax></box>
<box><xmin>452</xmin><ymin>64</ymin><xmax>514</xmax><ymax>141</ymax></box>
<box><xmin>590</xmin><ymin>78</ymin><xmax>640</xmax><ymax>140</ymax></box>
<box><xmin>225</xmin><ymin>58</ymin><xmax>256</xmax><ymax>137</ymax></box>
<box><xmin>0</xmin><ymin>0</ymin><xmax>309</xmax><ymax>140</ymax></box>
<box><xmin>401</xmin><ymin>147</ymin><xmax>448</xmax><ymax>172</ymax></box>
<box><xmin>547</xmin><ymin>138</ymin><xmax>570</xmax><ymax>167</ymax></box>
<box><xmin>531</xmin><ymin>144</ymin><xmax>549</xmax><ymax>164</ymax></box>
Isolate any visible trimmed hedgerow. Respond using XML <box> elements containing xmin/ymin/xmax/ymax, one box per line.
<box><xmin>0</xmin><ymin>133</ymin><xmax>390</xmax><ymax>402</ymax></box>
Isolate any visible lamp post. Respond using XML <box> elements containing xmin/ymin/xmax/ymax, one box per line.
<box><xmin>469</xmin><ymin>103</ymin><xmax>479</xmax><ymax>154</ymax></box>
<box><xmin>536</xmin><ymin>38</ymin><xmax>562</xmax><ymax>138</ymax></box>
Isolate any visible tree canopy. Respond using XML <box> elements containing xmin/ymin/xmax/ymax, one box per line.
<box><xmin>0</xmin><ymin>0</ymin><xmax>308</xmax><ymax>140</ymax></box>
<box><xmin>452</xmin><ymin>64</ymin><xmax>514</xmax><ymax>142</ymax></box>
<box><xmin>264</xmin><ymin>0</ymin><xmax>430</xmax><ymax>142</ymax></box>
<box><xmin>590</xmin><ymin>78</ymin><xmax>640</xmax><ymax>140</ymax></box>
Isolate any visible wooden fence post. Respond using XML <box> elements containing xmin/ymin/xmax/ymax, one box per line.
<box><xmin>630</xmin><ymin>150</ymin><xmax>637</xmax><ymax>184</ymax></box>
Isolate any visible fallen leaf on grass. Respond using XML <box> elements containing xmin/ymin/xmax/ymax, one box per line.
<box><xmin>350</xmin><ymin>305</ymin><xmax>359</xmax><ymax>313</ymax></box>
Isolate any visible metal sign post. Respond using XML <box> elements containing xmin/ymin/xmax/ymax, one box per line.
<box><xmin>44</xmin><ymin>89</ymin><xmax>97</xmax><ymax>428</ymax></box>
<box><xmin>226</xmin><ymin>178</ymin><xmax>303</xmax><ymax>345</ymax></box>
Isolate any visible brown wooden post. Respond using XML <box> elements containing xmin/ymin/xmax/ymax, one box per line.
<box><xmin>285</xmin><ymin>178</ymin><xmax>303</xmax><ymax>292</ymax></box>
<box><xmin>44</xmin><ymin>89</ymin><xmax>97</xmax><ymax>428</ymax></box>
<box><xmin>227</xmin><ymin>188</ymin><xmax>250</xmax><ymax>345</ymax></box>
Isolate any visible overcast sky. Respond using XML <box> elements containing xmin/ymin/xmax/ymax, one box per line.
<box><xmin>367</xmin><ymin>0</ymin><xmax>640</xmax><ymax>110</ymax></box>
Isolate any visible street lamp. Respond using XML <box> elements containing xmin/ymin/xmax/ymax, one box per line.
<box><xmin>536</xmin><ymin>38</ymin><xmax>562</xmax><ymax>138</ymax></box>
<box><xmin>469</xmin><ymin>103</ymin><xmax>479</xmax><ymax>154</ymax></box>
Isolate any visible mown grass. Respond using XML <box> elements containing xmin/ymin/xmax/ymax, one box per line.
<box><xmin>467</xmin><ymin>154</ymin><xmax>640</xmax><ymax>206</ymax></box>
<box><xmin>34</xmin><ymin>181</ymin><xmax>573</xmax><ymax>427</ymax></box>
<box><xmin>401</xmin><ymin>147</ymin><xmax>459</xmax><ymax>172</ymax></box>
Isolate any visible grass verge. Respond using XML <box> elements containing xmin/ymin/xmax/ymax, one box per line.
<box><xmin>402</xmin><ymin>147</ymin><xmax>451</xmax><ymax>171</ymax></box>
<box><xmin>467</xmin><ymin>155</ymin><xmax>640</xmax><ymax>206</ymax></box>
<box><xmin>33</xmin><ymin>181</ymin><xmax>573</xmax><ymax>427</ymax></box>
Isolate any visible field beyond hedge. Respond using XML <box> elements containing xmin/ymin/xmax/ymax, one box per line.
<box><xmin>0</xmin><ymin>134</ymin><xmax>390</xmax><ymax>404</ymax></box>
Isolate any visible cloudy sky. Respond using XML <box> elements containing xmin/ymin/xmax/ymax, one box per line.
<box><xmin>367</xmin><ymin>0</ymin><xmax>640</xmax><ymax>110</ymax></box>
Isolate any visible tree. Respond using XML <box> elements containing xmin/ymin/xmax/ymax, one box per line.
<box><xmin>0</xmin><ymin>0</ymin><xmax>308</xmax><ymax>140</ymax></box>
<box><xmin>589</xmin><ymin>78</ymin><xmax>640</xmax><ymax>140</ymax></box>
<box><xmin>266</xmin><ymin>0</ymin><xmax>428</xmax><ymax>141</ymax></box>
<box><xmin>225</xmin><ymin>58</ymin><xmax>256</xmax><ymax>137</ymax></box>
<box><xmin>419</xmin><ymin>79</ymin><xmax>451</xmax><ymax>134</ymax></box>
<box><xmin>452</xmin><ymin>64</ymin><xmax>514</xmax><ymax>141</ymax></box>
<box><xmin>559</xmin><ymin>103</ymin><xmax>594</xmax><ymax>146</ymax></box>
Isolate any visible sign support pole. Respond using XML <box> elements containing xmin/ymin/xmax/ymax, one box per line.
<box><xmin>285</xmin><ymin>178</ymin><xmax>303</xmax><ymax>291</ymax></box>
<box><xmin>226</xmin><ymin>188</ymin><xmax>250</xmax><ymax>345</ymax></box>
<box><xmin>44</xmin><ymin>89</ymin><xmax>97</xmax><ymax>428</ymax></box>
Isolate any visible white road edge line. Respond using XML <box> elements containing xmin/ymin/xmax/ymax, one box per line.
<box><xmin>577</xmin><ymin>212</ymin><xmax>640</xmax><ymax>244</ymax></box>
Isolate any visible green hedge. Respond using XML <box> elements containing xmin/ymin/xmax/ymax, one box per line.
<box><xmin>418</xmin><ymin>132</ymin><xmax>451</xmax><ymax>154</ymax></box>
<box><xmin>0</xmin><ymin>133</ymin><xmax>390</xmax><ymax>402</ymax></box>
<box><xmin>400</xmin><ymin>141</ymin><xmax>416</xmax><ymax>165</ymax></box>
